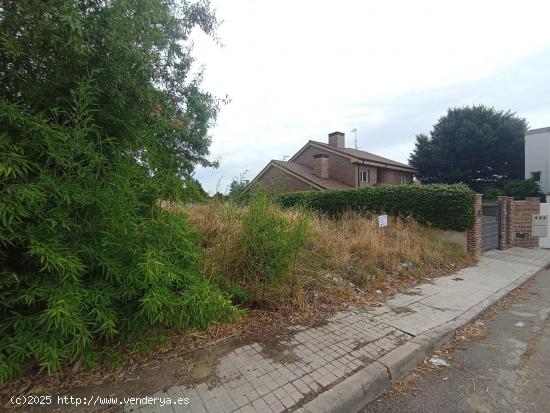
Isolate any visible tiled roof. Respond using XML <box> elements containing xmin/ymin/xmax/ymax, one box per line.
<box><xmin>309</xmin><ymin>141</ymin><xmax>415</xmax><ymax>170</ymax></box>
<box><xmin>272</xmin><ymin>160</ymin><xmax>352</xmax><ymax>190</ymax></box>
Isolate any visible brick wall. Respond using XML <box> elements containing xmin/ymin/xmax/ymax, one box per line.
<box><xmin>293</xmin><ymin>147</ymin><xmax>356</xmax><ymax>186</ymax></box>
<box><xmin>328</xmin><ymin>154</ymin><xmax>356</xmax><ymax>186</ymax></box>
<box><xmin>359</xmin><ymin>167</ymin><xmax>378</xmax><ymax>187</ymax></box>
<box><xmin>378</xmin><ymin>169</ymin><xmax>414</xmax><ymax>185</ymax></box>
<box><xmin>505</xmin><ymin>197</ymin><xmax>513</xmax><ymax>249</ymax></box>
<box><xmin>510</xmin><ymin>197</ymin><xmax>540</xmax><ymax>248</ymax></box>
<box><xmin>468</xmin><ymin>195</ymin><xmax>541</xmax><ymax>258</ymax></box>
<box><xmin>257</xmin><ymin>165</ymin><xmax>316</xmax><ymax>192</ymax></box>
<box><xmin>497</xmin><ymin>196</ymin><xmax>511</xmax><ymax>250</ymax></box>
<box><xmin>466</xmin><ymin>194</ymin><xmax>482</xmax><ymax>260</ymax></box>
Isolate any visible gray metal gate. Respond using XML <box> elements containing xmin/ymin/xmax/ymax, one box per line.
<box><xmin>481</xmin><ymin>201</ymin><xmax>500</xmax><ymax>251</ymax></box>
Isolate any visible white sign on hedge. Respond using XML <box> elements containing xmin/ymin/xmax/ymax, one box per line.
<box><xmin>378</xmin><ymin>214</ymin><xmax>388</xmax><ymax>228</ymax></box>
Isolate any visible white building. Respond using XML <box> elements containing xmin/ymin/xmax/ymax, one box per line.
<box><xmin>525</xmin><ymin>127</ymin><xmax>550</xmax><ymax>195</ymax></box>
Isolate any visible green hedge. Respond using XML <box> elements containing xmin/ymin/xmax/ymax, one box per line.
<box><xmin>277</xmin><ymin>184</ymin><xmax>475</xmax><ymax>231</ymax></box>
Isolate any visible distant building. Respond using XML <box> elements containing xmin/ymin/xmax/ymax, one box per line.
<box><xmin>247</xmin><ymin>131</ymin><xmax>416</xmax><ymax>193</ymax></box>
<box><xmin>525</xmin><ymin>127</ymin><xmax>550</xmax><ymax>194</ymax></box>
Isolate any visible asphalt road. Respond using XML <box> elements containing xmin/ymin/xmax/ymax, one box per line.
<box><xmin>363</xmin><ymin>268</ymin><xmax>550</xmax><ymax>413</ymax></box>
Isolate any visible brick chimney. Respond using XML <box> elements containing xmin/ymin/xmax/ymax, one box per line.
<box><xmin>328</xmin><ymin>131</ymin><xmax>345</xmax><ymax>148</ymax></box>
<box><xmin>312</xmin><ymin>153</ymin><xmax>329</xmax><ymax>179</ymax></box>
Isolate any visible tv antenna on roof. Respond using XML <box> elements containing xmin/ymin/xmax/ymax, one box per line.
<box><xmin>351</xmin><ymin>128</ymin><xmax>358</xmax><ymax>149</ymax></box>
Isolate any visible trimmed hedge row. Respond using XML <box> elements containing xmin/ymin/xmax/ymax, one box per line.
<box><xmin>277</xmin><ymin>184</ymin><xmax>475</xmax><ymax>231</ymax></box>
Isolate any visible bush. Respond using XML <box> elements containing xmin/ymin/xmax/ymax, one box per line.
<box><xmin>482</xmin><ymin>186</ymin><xmax>506</xmax><ymax>200</ymax></box>
<box><xmin>277</xmin><ymin>184</ymin><xmax>475</xmax><ymax>231</ymax></box>
<box><xmin>239</xmin><ymin>196</ymin><xmax>310</xmax><ymax>285</ymax></box>
<box><xmin>186</xmin><ymin>196</ymin><xmax>311</xmax><ymax>307</ymax></box>
<box><xmin>0</xmin><ymin>1</ymin><xmax>239</xmax><ymax>383</ymax></box>
<box><xmin>0</xmin><ymin>108</ymin><xmax>242</xmax><ymax>380</ymax></box>
<box><xmin>502</xmin><ymin>179</ymin><xmax>543</xmax><ymax>200</ymax></box>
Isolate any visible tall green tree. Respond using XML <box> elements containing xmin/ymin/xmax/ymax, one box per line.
<box><xmin>409</xmin><ymin>105</ymin><xmax>527</xmax><ymax>191</ymax></box>
<box><xmin>0</xmin><ymin>0</ymin><xmax>239</xmax><ymax>382</ymax></box>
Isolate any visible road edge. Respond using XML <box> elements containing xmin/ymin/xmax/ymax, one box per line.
<box><xmin>295</xmin><ymin>266</ymin><xmax>542</xmax><ymax>413</ymax></box>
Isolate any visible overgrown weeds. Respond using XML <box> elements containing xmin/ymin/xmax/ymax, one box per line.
<box><xmin>187</xmin><ymin>195</ymin><xmax>312</xmax><ymax>308</ymax></box>
<box><xmin>187</xmin><ymin>197</ymin><xmax>473</xmax><ymax>309</ymax></box>
<box><xmin>312</xmin><ymin>211</ymin><xmax>471</xmax><ymax>289</ymax></box>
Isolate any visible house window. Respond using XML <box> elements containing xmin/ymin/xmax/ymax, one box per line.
<box><xmin>361</xmin><ymin>169</ymin><xmax>369</xmax><ymax>183</ymax></box>
<box><xmin>531</xmin><ymin>171</ymin><xmax>541</xmax><ymax>182</ymax></box>
<box><xmin>400</xmin><ymin>175</ymin><xmax>410</xmax><ymax>184</ymax></box>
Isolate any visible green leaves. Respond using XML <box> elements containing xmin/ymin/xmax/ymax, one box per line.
<box><xmin>238</xmin><ymin>195</ymin><xmax>310</xmax><ymax>285</ymax></box>
<box><xmin>0</xmin><ymin>1</ymin><xmax>235</xmax><ymax>383</ymax></box>
<box><xmin>410</xmin><ymin>105</ymin><xmax>527</xmax><ymax>190</ymax></box>
<box><xmin>278</xmin><ymin>184</ymin><xmax>476</xmax><ymax>231</ymax></box>
<box><xmin>502</xmin><ymin>179</ymin><xmax>543</xmax><ymax>200</ymax></box>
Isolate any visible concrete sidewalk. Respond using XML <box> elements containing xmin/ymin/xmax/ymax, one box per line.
<box><xmin>125</xmin><ymin>248</ymin><xmax>550</xmax><ymax>413</ymax></box>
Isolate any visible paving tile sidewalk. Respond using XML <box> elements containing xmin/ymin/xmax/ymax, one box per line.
<box><xmin>125</xmin><ymin>248</ymin><xmax>550</xmax><ymax>413</ymax></box>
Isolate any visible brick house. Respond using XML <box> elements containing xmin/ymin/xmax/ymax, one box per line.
<box><xmin>247</xmin><ymin>131</ymin><xmax>416</xmax><ymax>192</ymax></box>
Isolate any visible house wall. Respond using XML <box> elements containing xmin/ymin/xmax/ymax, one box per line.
<box><xmin>539</xmin><ymin>196</ymin><xmax>550</xmax><ymax>249</ymax></box>
<box><xmin>293</xmin><ymin>146</ymin><xmax>322</xmax><ymax>168</ymax></box>
<box><xmin>256</xmin><ymin>165</ymin><xmax>316</xmax><ymax>193</ymax></box>
<box><xmin>378</xmin><ymin>169</ymin><xmax>413</xmax><ymax>184</ymax></box>
<box><xmin>525</xmin><ymin>128</ymin><xmax>550</xmax><ymax>194</ymax></box>
<box><xmin>293</xmin><ymin>146</ymin><xmax>356</xmax><ymax>186</ymax></box>
<box><xmin>359</xmin><ymin>166</ymin><xmax>378</xmax><ymax>187</ymax></box>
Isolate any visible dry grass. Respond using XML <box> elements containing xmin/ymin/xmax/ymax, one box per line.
<box><xmin>186</xmin><ymin>200</ymin><xmax>244</xmax><ymax>279</ymax></box>
<box><xmin>187</xmin><ymin>200</ymin><xmax>472</xmax><ymax>309</ymax></box>
<box><xmin>311</xmin><ymin>211</ymin><xmax>472</xmax><ymax>290</ymax></box>
<box><xmin>460</xmin><ymin>322</ymin><xmax>488</xmax><ymax>341</ymax></box>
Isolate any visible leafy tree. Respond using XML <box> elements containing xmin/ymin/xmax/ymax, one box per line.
<box><xmin>228</xmin><ymin>179</ymin><xmax>248</xmax><ymax>196</ymax></box>
<box><xmin>183</xmin><ymin>177</ymin><xmax>209</xmax><ymax>202</ymax></box>
<box><xmin>0</xmin><ymin>0</ymin><xmax>240</xmax><ymax>382</ymax></box>
<box><xmin>502</xmin><ymin>179</ymin><xmax>543</xmax><ymax>200</ymax></box>
<box><xmin>410</xmin><ymin>105</ymin><xmax>527</xmax><ymax>191</ymax></box>
<box><xmin>483</xmin><ymin>179</ymin><xmax>542</xmax><ymax>200</ymax></box>
<box><xmin>482</xmin><ymin>186</ymin><xmax>505</xmax><ymax>200</ymax></box>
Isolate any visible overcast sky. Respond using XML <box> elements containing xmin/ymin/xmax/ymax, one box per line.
<box><xmin>190</xmin><ymin>0</ymin><xmax>550</xmax><ymax>194</ymax></box>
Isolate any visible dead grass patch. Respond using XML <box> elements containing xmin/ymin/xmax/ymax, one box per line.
<box><xmin>312</xmin><ymin>211</ymin><xmax>472</xmax><ymax>289</ymax></box>
<box><xmin>384</xmin><ymin>375</ymin><xmax>420</xmax><ymax>397</ymax></box>
<box><xmin>460</xmin><ymin>322</ymin><xmax>488</xmax><ymax>342</ymax></box>
<box><xmin>187</xmin><ymin>201</ymin><xmax>473</xmax><ymax>309</ymax></box>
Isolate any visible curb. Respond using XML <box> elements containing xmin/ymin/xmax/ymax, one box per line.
<box><xmin>295</xmin><ymin>362</ymin><xmax>389</xmax><ymax>413</ymax></box>
<box><xmin>295</xmin><ymin>266</ymin><xmax>544</xmax><ymax>413</ymax></box>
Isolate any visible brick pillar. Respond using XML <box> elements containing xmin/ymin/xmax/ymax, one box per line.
<box><xmin>526</xmin><ymin>196</ymin><xmax>541</xmax><ymax>211</ymax></box>
<box><xmin>497</xmin><ymin>196</ymin><xmax>508</xmax><ymax>250</ymax></box>
<box><xmin>510</xmin><ymin>197</ymin><xmax>541</xmax><ymax>248</ymax></box>
<box><xmin>467</xmin><ymin>194</ymin><xmax>482</xmax><ymax>260</ymax></box>
<box><xmin>527</xmin><ymin>197</ymin><xmax>541</xmax><ymax>248</ymax></box>
<box><xmin>505</xmin><ymin>197</ymin><xmax>513</xmax><ymax>248</ymax></box>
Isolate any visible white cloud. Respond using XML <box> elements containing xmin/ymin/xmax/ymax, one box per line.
<box><xmin>190</xmin><ymin>0</ymin><xmax>550</xmax><ymax>193</ymax></box>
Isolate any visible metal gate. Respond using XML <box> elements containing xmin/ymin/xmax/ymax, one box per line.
<box><xmin>481</xmin><ymin>201</ymin><xmax>500</xmax><ymax>251</ymax></box>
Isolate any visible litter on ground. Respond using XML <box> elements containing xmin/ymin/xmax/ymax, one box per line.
<box><xmin>429</xmin><ymin>357</ymin><xmax>450</xmax><ymax>367</ymax></box>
